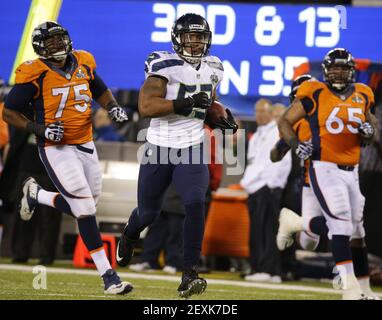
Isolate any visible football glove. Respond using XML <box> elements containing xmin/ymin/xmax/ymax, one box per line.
<box><xmin>173</xmin><ymin>92</ymin><xmax>211</xmax><ymax>116</ymax></box>
<box><xmin>108</xmin><ymin>105</ymin><xmax>129</xmax><ymax>123</ymax></box>
<box><xmin>358</xmin><ymin>122</ymin><xmax>374</xmax><ymax>139</ymax></box>
<box><xmin>294</xmin><ymin>141</ymin><xmax>313</xmax><ymax>160</ymax></box>
<box><xmin>44</xmin><ymin>121</ymin><xmax>64</xmax><ymax>142</ymax></box>
<box><xmin>26</xmin><ymin>121</ymin><xmax>64</xmax><ymax>142</ymax></box>
<box><xmin>207</xmin><ymin>108</ymin><xmax>239</xmax><ymax>134</ymax></box>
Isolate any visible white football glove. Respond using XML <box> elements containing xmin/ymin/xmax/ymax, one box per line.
<box><xmin>358</xmin><ymin>122</ymin><xmax>374</xmax><ymax>139</ymax></box>
<box><xmin>45</xmin><ymin>121</ymin><xmax>64</xmax><ymax>142</ymax></box>
<box><xmin>108</xmin><ymin>106</ymin><xmax>128</xmax><ymax>123</ymax></box>
<box><xmin>295</xmin><ymin>141</ymin><xmax>313</xmax><ymax>160</ymax></box>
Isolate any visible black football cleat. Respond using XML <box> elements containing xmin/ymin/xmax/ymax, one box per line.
<box><xmin>177</xmin><ymin>268</ymin><xmax>207</xmax><ymax>299</ymax></box>
<box><xmin>116</xmin><ymin>223</ymin><xmax>138</xmax><ymax>267</ymax></box>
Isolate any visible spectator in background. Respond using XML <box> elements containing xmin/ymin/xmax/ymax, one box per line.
<box><xmin>93</xmin><ymin>108</ymin><xmax>124</xmax><ymax>142</ymax></box>
<box><xmin>0</xmin><ymin>78</ymin><xmax>9</xmax><ymax>250</ymax></box>
<box><xmin>240</xmin><ymin>98</ymin><xmax>291</xmax><ymax>283</ymax></box>
<box><xmin>272</xmin><ymin>103</ymin><xmax>287</xmax><ymax>123</ymax></box>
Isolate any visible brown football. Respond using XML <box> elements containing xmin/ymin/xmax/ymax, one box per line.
<box><xmin>206</xmin><ymin>100</ymin><xmax>227</xmax><ymax>124</ymax></box>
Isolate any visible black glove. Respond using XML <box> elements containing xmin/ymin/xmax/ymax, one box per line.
<box><xmin>27</xmin><ymin>121</ymin><xmax>64</xmax><ymax>142</ymax></box>
<box><xmin>206</xmin><ymin>108</ymin><xmax>239</xmax><ymax>134</ymax></box>
<box><xmin>173</xmin><ymin>92</ymin><xmax>211</xmax><ymax>116</ymax></box>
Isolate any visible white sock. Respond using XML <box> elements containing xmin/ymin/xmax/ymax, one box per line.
<box><xmin>37</xmin><ymin>189</ymin><xmax>60</xmax><ymax>208</ymax></box>
<box><xmin>336</xmin><ymin>262</ymin><xmax>361</xmax><ymax>291</ymax></box>
<box><xmin>358</xmin><ymin>277</ymin><xmax>374</xmax><ymax>295</ymax></box>
<box><xmin>90</xmin><ymin>248</ymin><xmax>112</xmax><ymax>276</ymax></box>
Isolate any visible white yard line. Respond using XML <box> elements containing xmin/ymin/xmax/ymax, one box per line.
<box><xmin>0</xmin><ymin>263</ymin><xmax>381</xmax><ymax>298</ymax></box>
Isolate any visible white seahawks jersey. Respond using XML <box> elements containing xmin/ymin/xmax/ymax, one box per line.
<box><xmin>144</xmin><ymin>51</ymin><xmax>224</xmax><ymax>148</ymax></box>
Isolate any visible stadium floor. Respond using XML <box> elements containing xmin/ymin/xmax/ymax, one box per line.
<box><xmin>0</xmin><ymin>259</ymin><xmax>381</xmax><ymax>300</ymax></box>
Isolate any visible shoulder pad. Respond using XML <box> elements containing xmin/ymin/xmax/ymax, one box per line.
<box><xmin>296</xmin><ymin>80</ymin><xmax>325</xmax><ymax>99</ymax></box>
<box><xmin>145</xmin><ymin>51</ymin><xmax>183</xmax><ymax>75</ymax></box>
<box><xmin>355</xmin><ymin>82</ymin><xmax>374</xmax><ymax>107</ymax></box>
<box><xmin>15</xmin><ymin>59</ymin><xmax>47</xmax><ymax>84</ymax></box>
<box><xmin>355</xmin><ymin>82</ymin><xmax>373</xmax><ymax>96</ymax></box>
<box><xmin>73</xmin><ymin>50</ymin><xmax>97</xmax><ymax>69</ymax></box>
<box><xmin>204</xmin><ymin>55</ymin><xmax>224</xmax><ymax>72</ymax></box>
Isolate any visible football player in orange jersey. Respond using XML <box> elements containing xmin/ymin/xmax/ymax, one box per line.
<box><xmin>272</xmin><ymin>74</ymin><xmax>324</xmax><ymax>253</ymax></box>
<box><xmin>278</xmin><ymin>48</ymin><xmax>378</xmax><ymax>300</ymax></box>
<box><xmin>3</xmin><ymin>21</ymin><xmax>132</xmax><ymax>295</ymax></box>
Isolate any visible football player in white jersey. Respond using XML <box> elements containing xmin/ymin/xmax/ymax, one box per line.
<box><xmin>116</xmin><ymin>13</ymin><xmax>237</xmax><ymax>298</ymax></box>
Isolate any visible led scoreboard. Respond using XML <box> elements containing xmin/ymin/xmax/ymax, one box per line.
<box><xmin>0</xmin><ymin>1</ymin><xmax>381</xmax><ymax>98</ymax></box>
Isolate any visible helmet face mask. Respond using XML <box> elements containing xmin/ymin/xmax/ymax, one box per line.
<box><xmin>32</xmin><ymin>21</ymin><xmax>72</xmax><ymax>63</ymax></box>
<box><xmin>322</xmin><ymin>48</ymin><xmax>355</xmax><ymax>91</ymax></box>
<box><xmin>172</xmin><ymin>14</ymin><xmax>211</xmax><ymax>64</ymax></box>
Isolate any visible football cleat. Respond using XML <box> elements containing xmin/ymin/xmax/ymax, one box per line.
<box><xmin>177</xmin><ymin>268</ymin><xmax>207</xmax><ymax>299</ymax></box>
<box><xmin>116</xmin><ymin>223</ymin><xmax>138</xmax><ymax>267</ymax></box>
<box><xmin>359</xmin><ymin>280</ymin><xmax>381</xmax><ymax>300</ymax></box>
<box><xmin>102</xmin><ymin>269</ymin><xmax>133</xmax><ymax>295</ymax></box>
<box><xmin>276</xmin><ymin>208</ymin><xmax>303</xmax><ymax>251</ymax></box>
<box><xmin>19</xmin><ymin>177</ymin><xmax>41</xmax><ymax>221</ymax></box>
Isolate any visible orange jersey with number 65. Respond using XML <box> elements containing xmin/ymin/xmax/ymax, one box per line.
<box><xmin>296</xmin><ymin>80</ymin><xmax>374</xmax><ymax>166</ymax></box>
<box><xmin>15</xmin><ymin>50</ymin><xmax>96</xmax><ymax>146</ymax></box>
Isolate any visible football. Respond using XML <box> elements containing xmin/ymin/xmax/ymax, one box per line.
<box><xmin>206</xmin><ymin>100</ymin><xmax>227</xmax><ymax>125</ymax></box>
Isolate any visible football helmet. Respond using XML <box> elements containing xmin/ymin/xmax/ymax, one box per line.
<box><xmin>171</xmin><ymin>14</ymin><xmax>212</xmax><ymax>64</ymax></box>
<box><xmin>289</xmin><ymin>74</ymin><xmax>313</xmax><ymax>103</ymax></box>
<box><xmin>32</xmin><ymin>21</ymin><xmax>72</xmax><ymax>62</ymax></box>
<box><xmin>322</xmin><ymin>48</ymin><xmax>355</xmax><ymax>91</ymax></box>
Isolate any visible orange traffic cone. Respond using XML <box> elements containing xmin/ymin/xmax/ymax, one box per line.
<box><xmin>73</xmin><ymin>234</ymin><xmax>117</xmax><ymax>269</ymax></box>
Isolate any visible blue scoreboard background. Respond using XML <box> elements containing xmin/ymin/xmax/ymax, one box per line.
<box><xmin>0</xmin><ymin>1</ymin><xmax>381</xmax><ymax>113</ymax></box>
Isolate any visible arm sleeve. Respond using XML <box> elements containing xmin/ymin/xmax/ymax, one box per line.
<box><xmin>4</xmin><ymin>83</ymin><xmax>37</xmax><ymax>111</ymax></box>
<box><xmin>89</xmin><ymin>71</ymin><xmax>108</xmax><ymax>100</ymax></box>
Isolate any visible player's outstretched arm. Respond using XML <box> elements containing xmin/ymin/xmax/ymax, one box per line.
<box><xmin>97</xmin><ymin>89</ymin><xmax>128</xmax><ymax>123</ymax></box>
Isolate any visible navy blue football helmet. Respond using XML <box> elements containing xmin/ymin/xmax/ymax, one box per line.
<box><xmin>32</xmin><ymin>21</ymin><xmax>72</xmax><ymax>62</ymax></box>
<box><xmin>322</xmin><ymin>48</ymin><xmax>355</xmax><ymax>91</ymax></box>
<box><xmin>171</xmin><ymin>14</ymin><xmax>211</xmax><ymax>64</ymax></box>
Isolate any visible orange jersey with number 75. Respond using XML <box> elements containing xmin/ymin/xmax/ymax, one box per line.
<box><xmin>14</xmin><ymin>50</ymin><xmax>96</xmax><ymax>146</ymax></box>
<box><xmin>296</xmin><ymin>80</ymin><xmax>374</xmax><ymax>166</ymax></box>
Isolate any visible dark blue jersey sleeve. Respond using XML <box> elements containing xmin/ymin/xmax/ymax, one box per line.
<box><xmin>4</xmin><ymin>83</ymin><xmax>37</xmax><ymax>111</ymax></box>
<box><xmin>275</xmin><ymin>138</ymin><xmax>291</xmax><ymax>153</ymax></box>
<box><xmin>90</xmin><ymin>71</ymin><xmax>108</xmax><ymax>100</ymax></box>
